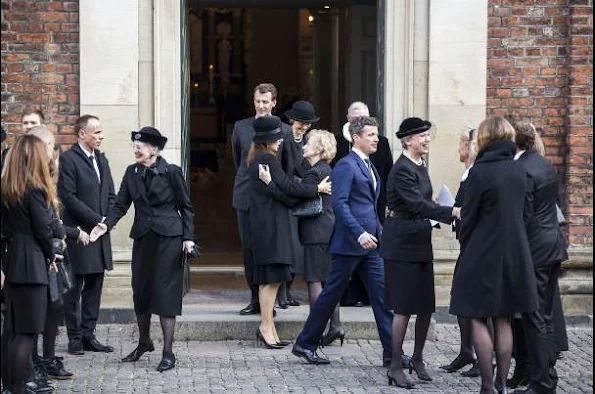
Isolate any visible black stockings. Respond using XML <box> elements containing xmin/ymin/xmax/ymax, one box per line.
<box><xmin>137</xmin><ymin>313</ymin><xmax>152</xmax><ymax>345</ymax></box>
<box><xmin>458</xmin><ymin>315</ymin><xmax>474</xmax><ymax>358</ymax></box>
<box><xmin>7</xmin><ymin>333</ymin><xmax>36</xmax><ymax>392</ymax></box>
<box><xmin>159</xmin><ymin>316</ymin><xmax>176</xmax><ymax>356</ymax></box>
<box><xmin>471</xmin><ymin>317</ymin><xmax>513</xmax><ymax>392</ymax></box>
<box><xmin>42</xmin><ymin>306</ymin><xmax>62</xmax><ymax>358</ymax></box>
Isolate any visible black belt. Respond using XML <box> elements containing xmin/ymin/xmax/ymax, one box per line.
<box><xmin>386</xmin><ymin>210</ymin><xmax>418</xmax><ymax>220</ymax></box>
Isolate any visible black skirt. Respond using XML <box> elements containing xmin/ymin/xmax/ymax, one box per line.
<box><xmin>253</xmin><ymin>264</ymin><xmax>292</xmax><ymax>285</ymax></box>
<box><xmin>4</xmin><ymin>282</ymin><xmax>47</xmax><ymax>334</ymax></box>
<box><xmin>303</xmin><ymin>244</ymin><xmax>330</xmax><ymax>283</ymax></box>
<box><xmin>131</xmin><ymin>230</ymin><xmax>183</xmax><ymax>316</ymax></box>
<box><xmin>384</xmin><ymin>259</ymin><xmax>435</xmax><ymax>315</ymax></box>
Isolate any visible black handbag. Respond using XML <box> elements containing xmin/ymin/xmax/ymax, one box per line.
<box><xmin>48</xmin><ymin>268</ymin><xmax>61</xmax><ymax>304</ymax></box>
<box><xmin>57</xmin><ymin>260</ymin><xmax>73</xmax><ymax>295</ymax></box>
<box><xmin>182</xmin><ymin>244</ymin><xmax>201</xmax><ymax>297</ymax></box>
<box><xmin>291</xmin><ymin>167</ymin><xmax>324</xmax><ymax>218</ymax></box>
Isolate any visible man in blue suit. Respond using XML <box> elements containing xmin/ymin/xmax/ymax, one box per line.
<box><xmin>292</xmin><ymin>116</ymin><xmax>393</xmax><ymax>365</ymax></box>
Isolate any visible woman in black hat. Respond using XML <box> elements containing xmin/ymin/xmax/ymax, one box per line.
<box><xmin>90</xmin><ymin>127</ymin><xmax>196</xmax><ymax>372</ymax></box>
<box><xmin>277</xmin><ymin>100</ymin><xmax>321</xmax><ymax>308</ymax></box>
<box><xmin>381</xmin><ymin>117</ymin><xmax>460</xmax><ymax>388</ymax></box>
<box><xmin>247</xmin><ymin>115</ymin><xmax>331</xmax><ymax>349</ymax></box>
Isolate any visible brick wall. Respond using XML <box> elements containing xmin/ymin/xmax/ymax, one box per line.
<box><xmin>487</xmin><ymin>0</ymin><xmax>593</xmax><ymax>247</ymax></box>
<box><xmin>1</xmin><ymin>0</ymin><xmax>79</xmax><ymax>145</ymax></box>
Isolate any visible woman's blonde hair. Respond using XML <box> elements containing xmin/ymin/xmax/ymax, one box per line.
<box><xmin>306</xmin><ymin>129</ymin><xmax>337</xmax><ymax>163</ymax></box>
<box><xmin>476</xmin><ymin>116</ymin><xmax>516</xmax><ymax>152</ymax></box>
<box><xmin>27</xmin><ymin>124</ymin><xmax>55</xmax><ymax>156</ymax></box>
<box><xmin>459</xmin><ymin>128</ymin><xmax>478</xmax><ymax>162</ymax></box>
<box><xmin>1</xmin><ymin>134</ymin><xmax>59</xmax><ymax>211</ymax></box>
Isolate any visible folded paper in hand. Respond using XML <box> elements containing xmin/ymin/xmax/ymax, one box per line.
<box><xmin>437</xmin><ymin>184</ymin><xmax>455</xmax><ymax>206</ymax></box>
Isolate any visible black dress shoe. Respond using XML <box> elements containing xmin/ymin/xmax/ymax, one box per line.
<box><xmin>291</xmin><ymin>344</ymin><xmax>330</xmax><ymax>364</ymax></box>
<box><xmin>82</xmin><ymin>337</ymin><xmax>114</xmax><ymax>353</ymax></box>
<box><xmin>506</xmin><ymin>364</ymin><xmax>529</xmax><ymax>388</ymax></box>
<box><xmin>512</xmin><ymin>388</ymin><xmax>540</xmax><ymax>394</ymax></box>
<box><xmin>41</xmin><ymin>357</ymin><xmax>74</xmax><ymax>380</ymax></box>
<box><xmin>240</xmin><ymin>303</ymin><xmax>260</xmax><ymax>315</ymax></box>
<box><xmin>25</xmin><ymin>378</ymin><xmax>54</xmax><ymax>393</ymax></box>
<box><xmin>287</xmin><ymin>298</ymin><xmax>300</xmax><ymax>307</ymax></box>
<box><xmin>278</xmin><ymin>301</ymin><xmax>289</xmax><ymax>309</ymax></box>
<box><xmin>122</xmin><ymin>341</ymin><xmax>155</xmax><ymax>362</ymax></box>
<box><xmin>439</xmin><ymin>354</ymin><xmax>476</xmax><ymax>373</ymax></box>
<box><xmin>156</xmin><ymin>353</ymin><xmax>176</xmax><ymax>372</ymax></box>
<box><xmin>460</xmin><ymin>361</ymin><xmax>481</xmax><ymax>377</ymax></box>
<box><xmin>67</xmin><ymin>340</ymin><xmax>84</xmax><ymax>355</ymax></box>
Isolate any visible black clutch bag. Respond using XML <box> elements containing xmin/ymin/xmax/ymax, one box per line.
<box><xmin>48</xmin><ymin>269</ymin><xmax>61</xmax><ymax>304</ymax></box>
<box><xmin>292</xmin><ymin>195</ymin><xmax>323</xmax><ymax>218</ymax></box>
<box><xmin>57</xmin><ymin>260</ymin><xmax>73</xmax><ymax>295</ymax></box>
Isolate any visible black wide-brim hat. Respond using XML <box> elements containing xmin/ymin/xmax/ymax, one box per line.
<box><xmin>284</xmin><ymin>100</ymin><xmax>320</xmax><ymax>123</ymax></box>
<box><xmin>131</xmin><ymin>126</ymin><xmax>168</xmax><ymax>150</ymax></box>
<box><xmin>253</xmin><ymin>115</ymin><xmax>284</xmax><ymax>144</ymax></box>
<box><xmin>396</xmin><ymin>117</ymin><xmax>433</xmax><ymax>139</ymax></box>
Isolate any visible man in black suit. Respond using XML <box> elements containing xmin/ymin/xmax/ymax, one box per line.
<box><xmin>232</xmin><ymin>83</ymin><xmax>291</xmax><ymax>315</ymax></box>
<box><xmin>512</xmin><ymin>122</ymin><xmax>568</xmax><ymax>394</ymax></box>
<box><xmin>59</xmin><ymin>115</ymin><xmax>116</xmax><ymax>354</ymax></box>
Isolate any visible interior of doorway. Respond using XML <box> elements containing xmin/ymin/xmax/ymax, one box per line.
<box><xmin>185</xmin><ymin>2</ymin><xmax>378</xmax><ymax>266</ymax></box>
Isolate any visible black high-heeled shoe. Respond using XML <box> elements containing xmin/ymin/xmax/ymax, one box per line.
<box><xmin>256</xmin><ymin>329</ymin><xmax>284</xmax><ymax>349</ymax></box>
<box><xmin>321</xmin><ymin>327</ymin><xmax>345</xmax><ymax>346</ymax></box>
<box><xmin>505</xmin><ymin>363</ymin><xmax>528</xmax><ymax>388</ymax></box>
<box><xmin>156</xmin><ymin>353</ymin><xmax>176</xmax><ymax>372</ymax></box>
<box><xmin>387</xmin><ymin>371</ymin><xmax>415</xmax><ymax>389</ymax></box>
<box><xmin>276</xmin><ymin>340</ymin><xmax>291</xmax><ymax>347</ymax></box>
<box><xmin>409</xmin><ymin>359</ymin><xmax>433</xmax><ymax>381</ymax></box>
<box><xmin>439</xmin><ymin>354</ymin><xmax>476</xmax><ymax>373</ymax></box>
<box><xmin>121</xmin><ymin>341</ymin><xmax>155</xmax><ymax>362</ymax></box>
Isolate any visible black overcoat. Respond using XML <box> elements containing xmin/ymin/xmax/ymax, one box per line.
<box><xmin>1</xmin><ymin>188</ymin><xmax>55</xmax><ymax>285</ymax></box>
<box><xmin>518</xmin><ymin>150</ymin><xmax>568</xmax><ymax>267</ymax></box>
<box><xmin>248</xmin><ymin>152</ymin><xmax>318</xmax><ymax>266</ymax></box>
<box><xmin>104</xmin><ymin>157</ymin><xmax>195</xmax><ymax>241</ymax></box>
<box><xmin>58</xmin><ymin>144</ymin><xmax>116</xmax><ymax>275</ymax></box>
<box><xmin>450</xmin><ymin>140</ymin><xmax>538</xmax><ymax>318</ymax></box>
<box><xmin>298</xmin><ymin>161</ymin><xmax>334</xmax><ymax>245</ymax></box>
<box><xmin>380</xmin><ymin>155</ymin><xmax>453</xmax><ymax>262</ymax></box>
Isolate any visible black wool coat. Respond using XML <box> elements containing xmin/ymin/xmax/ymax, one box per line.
<box><xmin>58</xmin><ymin>144</ymin><xmax>116</xmax><ymax>275</ymax></box>
<box><xmin>248</xmin><ymin>152</ymin><xmax>318</xmax><ymax>266</ymax></box>
<box><xmin>1</xmin><ymin>188</ymin><xmax>55</xmax><ymax>285</ymax></box>
<box><xmin>104</xmin><ymin>157</ymin><xmax>195</xmax><ymax>241</ymax></box>
<box><xmin>450</xmin><ymin>140</ymin><xmax>538</xmax><ymax>318</ymax></box>
<box><xmin>380</xmin><ymin>154</ymin><xmax>453</xmax><ymax>263</ymax></box>
<box><xmin>298</xmin><ymin>161</ymin><xmax>334</xmax><ymax>245</ymax></box>
<box><xmin>518</xmin><ymin>150</ymin><xmax>568</xmax><ymax>267</ymax></box>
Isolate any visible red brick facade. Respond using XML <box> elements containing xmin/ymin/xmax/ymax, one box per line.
<box><xmin>1</xmin><ymin>0</ymin><xmax>79</xmax><ymax>145</ymax></box>
<box><xmin>487</xmin><ymin>0</ymin><xmax>593</xmax><ymax>247</ymax></box>
<box><xmin>2</xmin><ymin>1</ymin><xmax>593</xmax><ymax>247</ymax></box>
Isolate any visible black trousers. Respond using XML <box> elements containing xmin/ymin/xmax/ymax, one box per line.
<box><xmin>521</xmin><ymin>263</ymin><xmax>561</xmax><ymax>394</ymax></box>
<box><xmin>236</xmin><ymin>209</ymin><xmax>259</xmax><ymax>305</ymax></box>
<box><xmin>63</xmin><ymin>272</ymin><xmax>105</xmax><ymax>341</ymax></box>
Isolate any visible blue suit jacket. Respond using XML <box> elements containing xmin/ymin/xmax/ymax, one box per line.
<box><xmin>328</xmin><ymin>151</ymin><xmax>382</xmax><ymax>256</ymax></box>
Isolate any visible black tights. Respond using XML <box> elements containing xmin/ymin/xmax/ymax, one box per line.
<box><xmin>136</xmin><ymin>313</ymin><xmax>176</xmax><ymax>356</ymax></box>
<box><xmin>388</xmin><ymin>314</ymin><xmax>431</xmax><ymax>378</ymax></box>
<box><xmin>30</xmin><ymin>305</ymin><xmax>62</xmax><ymax>361</ymax></box>
<box><xmin>471</xmin><ymin>317</ymin><xmax>512</xmax><ymax>392</ymax></box>
<box><xmin>5</xmin><ymin>333</ymin><xmax>36</xmax><ymax>392</ymax></box>
<box><xmin>307</xmin><ymin>281</ymin><xmax>341</xmax><ymax>330</ymax></box>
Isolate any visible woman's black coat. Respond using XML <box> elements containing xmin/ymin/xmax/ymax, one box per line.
<box><xmin>517</xmin><ymin>150</ymin><xmax>568</xmax><ymax>267</ymax></box>
<box><xmin>380</xmin><ymin>154</ymin><xmax>453</xmax><ymax>263</ymax></box>
<box><xmin>450</xmin><ymin>140</ymin><xmax>537</xmax><ymax>318</ymax></box>
<box><xmin>1</xmin><ymin>188</ymin><xmax>55</xmax><ymax>285</ymax></box>
<box><xmin>298</xmin><ymin>161</ymin><xmax>334</xmax><ymax>245</ymax></box>
<box><xmin>248</xmin><ymin>152</ymin><xmax>318</xmax><ymax>266</ymax></box>
<box><xmin>104</xmin><ymin>157</ymin><xmax>195</xmax><ymax>241</ymax></box>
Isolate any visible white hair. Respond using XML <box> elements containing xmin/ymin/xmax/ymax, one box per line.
<box><xmin>347</xmin><ymin>101</ymin><xmax>369</xmax><ymax>117</ymax></box>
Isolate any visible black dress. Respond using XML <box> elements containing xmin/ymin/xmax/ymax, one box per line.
<box><xmin>248</xmin><ymin>152</ymin><xmax>318</xmax><ymax>285</ymax></box>
<box><xmin>105</xmin><ymin>157</ymin><xmax>195</xmax><ymax>317</ymax></box>
<box><xmin>449</xmin><ymin>140</ymin><xmax>538</xmax><ymax>318</ymax></box>
<box><xmin>2</xmin><ymin>188</ymin><xmax>55</xmax><ymax>334</ymax></box>
<box><xmin>298</xmin><ymin>161</ymin><xmax>334</xmax><ymax>283</ymax></box>
<box><xmin>381</xmin><ymin>154</ymin><xmax>453</xmax><ymax>315</ymax></box>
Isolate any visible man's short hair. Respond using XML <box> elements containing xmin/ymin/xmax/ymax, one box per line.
<box><xmin>254</xmin><ymin>83</ymin><xmax>277</xmax><ymax>100</ymax></box>
<box><xmin>75</xmin><ymin>114</ymin><xmax>100</xmax><ymax>135</ymax></box>
<box><xmin>347</xmin><ymin>101</ymin><xmax>369</xmax><ymax>116</ymax></box>
<box><xmin>21</xmin><ymin>108</ymin><xmax>45</xmax><ymax>122</ymax></box>
<box><xmin>349</xmin><ymin>116</ymin><xmax>378</xmax><ymax>137</ymax></box>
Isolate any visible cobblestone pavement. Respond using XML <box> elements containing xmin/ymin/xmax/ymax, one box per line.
<box><xmin>48</xmin><ymin>324</ymin><xmax>592</xmax><ymax>393</ymax></box>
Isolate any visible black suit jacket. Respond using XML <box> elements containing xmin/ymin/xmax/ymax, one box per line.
<box><xmin>59</xmin><ymin>143</ymin><xmax>116</xmax><ymax>275</ymax></box>
<box><xmin>104</xmin><ymin>157</ymin><xmax>195</xmax><ymax>241</ymax></box>
<box><xmin>1</xmin><ymin>188</ymin><xmax>55</xmax><ymax>285</ymax></box>
<box><xmin>518</xmin><ymin>150</ymin><xmax>568</xmax><ymax>267</ymax></box>
<box><xmin>231</xmin><ymin>117</ymin><xmax>292</xmax><ymax>211</ymax></box>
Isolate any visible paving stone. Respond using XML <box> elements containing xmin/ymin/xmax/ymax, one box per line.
<box><xmin>46</xmin><ymin>325</ymin><xmax>592</xmax><ymax>393</ymax></box>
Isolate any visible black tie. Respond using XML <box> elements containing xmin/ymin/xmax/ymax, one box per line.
<box><xmin>89</xmin><ymin>155</ymin><xmax>101</xmax><ymax>182</ymax></box>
